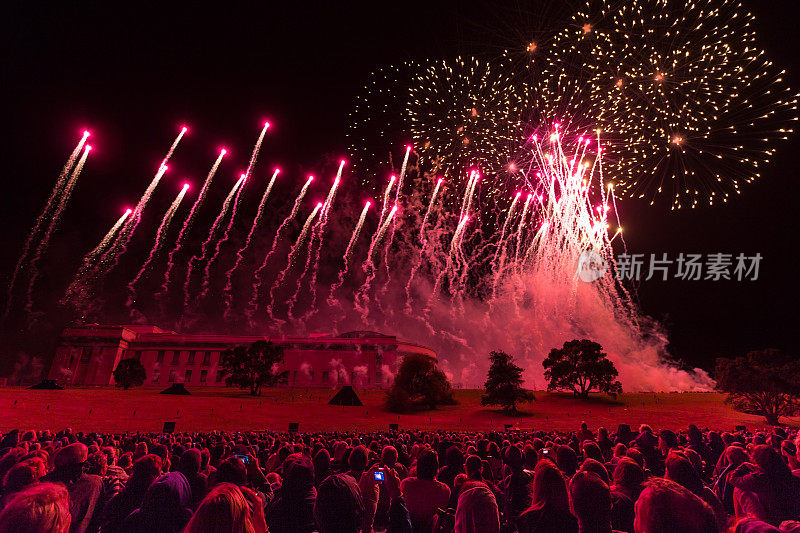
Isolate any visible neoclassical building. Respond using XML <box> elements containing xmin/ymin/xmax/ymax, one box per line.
<box><xmin>48</xmin><ymin>325</ymin><xmax>436</xmax><ymax>389</ymax></box>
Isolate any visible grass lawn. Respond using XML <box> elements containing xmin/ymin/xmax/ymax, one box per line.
<box><xmin>0</xmin><ymin>386</ymin><xmax>795</xmax><ymax>434</ymax></box>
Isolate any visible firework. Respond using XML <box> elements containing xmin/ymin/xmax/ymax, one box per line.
<box><xmin>539</xmin><ymin>0</ymin><xmax>798</xmax><ymax>208</ymax></box>
<box><xmin>38</xmin><ymin>122</ymin><xmax>718</xmax><ymax>391</ymax></box>
<box><xmin>245</xmin><ymin>175</ymin><xmax>314</xmax><ymax>325</ymax></box>
<box><xmin>2</xmin><ymin>131</ymin><xmax>89</xmax><ymax>324</ymax></box>
<box><xmin>127</xmin><ymin>183</ymin><xmax>190</xmax><ymax>313</ymax></box>
<box><xmin>326</xmin><ymin>200</ymin><xmax>371</xmax><ymax>313</ymax></box>
<box><xmin>295</xmin><ymin>163</ymin><xmax>345</xmax><ymax>325</ymax></box>
<box><xmin>347</xmin><ymin>64</ymin><xmax>416</xmax><ymax>189</ymax></box>
<box><xmin>101</xmin><ymin>125</ymin><xmax>186</xmax><ymax>271</ymax></box>
<box><xmin>407</xmin><ymin>56</ymin><xmax>529</xmax><ymax>197</ymax></box>
<box><xmin>158</xmin><ymin>148</ymin><xmax>227</xmax><ymax>304</ymax></box>
<box><xmin>420</xmin><ymin>177</ymin><xmax>444</xmax><ymax>238</ymax></box>
<box><xmin>183</xmin><ymin>175</ymin><xmax>244</xmax><ymax>313</ymax></box>
<box><xmin>24</xmin><ymin>144</ymin><xmax>92</xmax><ymax>317</ymax></box>
<box><xmin>222</xmin><ymin>168</ymin><xmax>280</xmax><ymax>319</ymax></box>
<box><xmin>267</xmin><ymin>202</ymin><xmax>322</xmax><ymax>324</ymax></box>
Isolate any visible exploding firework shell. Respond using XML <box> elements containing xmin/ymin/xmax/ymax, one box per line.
<box><xmin>538</xmin><ymin>0</ymin><xmax>799</xmax><ymax>208</ymax></box>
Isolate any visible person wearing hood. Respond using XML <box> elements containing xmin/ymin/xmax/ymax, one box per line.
<box><xmin>41</xmin><ymin>442</ymin><xmax>102</xmax><ymax>533</ymax></box>
<box><xmin>118</xmin><ymin>471</ymin><xmax>193</xmax><ymax>533</ymax></box>
<box><xmin>266</xmin><ymin>452</ymin><xmax>316</xmax><ymax>533</ymax></box>
<box><xmin>455</xmin><ymin>482</ymin><xmax>500</xmax><ymax>533</ymax></box>
<box><xmin>314</xmin><ymin>474</ymin><xmax>365</xmax><ymax>533</ymax></box>
<box><xmin>177</xmin><ymin>448</ymin><xmax>208</xmax><ymax>510</ymax></box>
<box><xmin>99</xmin><ymin>454</ymin><xmax>162</xmax><ymax>533</ymax></box>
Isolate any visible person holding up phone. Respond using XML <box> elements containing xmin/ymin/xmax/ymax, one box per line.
<box><xmin>360</xmin><ymin>462</ymin><xmax>411</xmax><ymax>533</ymax></box>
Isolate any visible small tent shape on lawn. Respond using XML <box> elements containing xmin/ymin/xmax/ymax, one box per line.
<box><xmin>328</xmin><ymin>385</ymin><xmax>363</xmax><ymax>406</ymax></box>
<box><xmin>27</xmin><ymin>379</ymin><xmax>64</xmax><ymax>390</ymax></box>
<box><xmin>159</xmin><ymin>383</ymin><xmax>191</xmax><ymax>395</ymax></box>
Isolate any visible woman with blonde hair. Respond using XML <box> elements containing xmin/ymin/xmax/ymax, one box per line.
<box><xmin>183</xmin><ymin>482</ymin><xmax>266</xmax><ymax>533</ymax></box>
<box><xmin>0</xmin><ymin>482</ymin><xmax>71</xmax><ymax>533</ymax></box>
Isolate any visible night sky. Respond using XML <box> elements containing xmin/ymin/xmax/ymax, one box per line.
<box><xmin>2</xmin><ymin>1</ymin><xmax>798</xmax><ymax>373</ymax></box>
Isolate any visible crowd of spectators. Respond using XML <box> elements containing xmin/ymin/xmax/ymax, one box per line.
<box><xmin>0</xmin><ymin>421</ymin><xmax>797</xmax><ymax>532</ymax></box>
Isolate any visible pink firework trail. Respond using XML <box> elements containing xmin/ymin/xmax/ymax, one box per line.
<box><xmin>459</xmin><ymin>170</ymin><xmax>478</xmax><ymax>220</ymax></box>
<box><xmin>327</xmin><ymin>200</ymin><xmax>370</xmax><ymax>311</ymax></box>
<box><xmin>222</xmin><ymin>168</ymin><xmax>280</xmax><ymax>319</ymax></box>
<box><xmin>197</xmin><ymin>123</ymin><xmax>269</xmax><ymax>305</ymax></box>
<box><xmin>245</xmin><ymin>122</ymin><xmax>270</xmax><ymax>177</ymax></box>
<box><xmin>394</xmin><ymin>145</ymin><xmax>412</xmax><ymax>203</ymax></box>
<box><xmin>245</xmin><ymin>174</ymin><xmax>314</xmax><ymax>325</ymax></box>
<box><xmin>463</xmin><ymin>171</ymin><xmax>479</xmax><ymax>216</ymax></box>
<box><xmin>89</xmin><ymin>209</ymin><xmax>132</xmax><ymax>260</ymax></box>
<box><xmin>419</xmin><ymin>177</ymin><xmax>443</xmax><ymax>239</ymax></box>
<box><xmin>184</xmin><ymin>174</ymin><xmax>245</xmax><ymax>311</ymax></box>
<box><xmin>59</xmin><ymin>208</ymin><xmax>130</xmax><ymax>311</ymax></box>
<box><xmin>494</xmin><ymin>191</ymin><xmax>521</xmax><ymax>261</ymax></box>
<box><xmin>405</xmin><ymin>177</ymin><xmax>444</xmax><ymax>310</ymax></box>
<box><xmin>377</xmin><ymin>175</ymin><xmax>395</xmax><ymax>226</ymax></box>
<box><xmin>514</xmin><ymin>193</ymin><xmax>533</xmax><ymax>264</ymax></box>
<box><xmin>159</xmin><ymin>148</ymin><xmax>226</xmax><ymax>300</ymax></box>
<box><xmin>196</xmin><ymin>173</ymin><xmax>248</xmax><ymax>302</ymax></box>
<box><xmin>294</xmin><ymin>161</ymin><xmax>345</xmax><ymax>324</ymax></box>
<box><xmin>100</xmin><ymin>126</ymin><xmax>186</xmax><ymax>271</ymax></box>
<box><xmin>267</xmin><ymin>202</ymin><xmax>322</xmax><ymax>325</ymax></box>
<box><xmin>24</xmin><ymin>144</ymin><xmax>92</xmax><ymax>318</ymax></box>
<box><xmin>127</xmin><ymin>183</ymin><xmax>190</xmax><ymax>312</ymax></box>
<box><xmin>356</xmin><ymin>204</ymin><xmax>397</xmax><ymax>319</ymax></box>
<box><xmin>381</xmin><ymin>148</ymin><xmax>413</xmax><ymax>297</ymax></box>
<box><xmin>2</xmin><ymin>131</ymin><xmax>89</xmax><ymax>323</ymax></box>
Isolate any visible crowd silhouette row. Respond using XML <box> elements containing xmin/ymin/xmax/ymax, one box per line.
<box><xmin>0</xmin><ymin>421</ymin><xmax>798</xmax><ymax>532</ymax></box>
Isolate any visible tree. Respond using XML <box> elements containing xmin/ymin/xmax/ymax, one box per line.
<box><xmin>112</xmin><ymin>358</ymin><xmax>146</xmax><ymax>390</ymax></box>
<box><xmin>218</xmin><ymin>340</ymin><xmax>288</xmax><ymax>396</ymax></box>
<box><xmin>386</xmin><ymin>353</ymin><xmax>456</xmax><ymax>412</ymax></box>
<box><xmin>481</xmin><ymin>351</ymin><xmax>534</xmax><ymax>412</ymax></box>
<box><xmin>715</xmin><ymin>349</ymin><xmax>800</xmax><ymax>425</ymax></box>
<box><xmin>543</xmin><ymin>339</ymin><xmax>622</xmax><ymax>398</ymax></box>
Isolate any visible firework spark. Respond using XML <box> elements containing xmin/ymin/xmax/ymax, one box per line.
<box><xmin>223</xmin><ymin>168</ymin><xmax>280</xmax><ymax>319</ymax></box>
<box><xmin>158</xmin><ymin>148</ymin><xmax>227</xmax><ymax>305</ymax></box>
<box><xmin>127</xmin><ymin>183</ymin><xmax>190</xmax><ymax>313</ymax></box>
<box><xmin>539</xmin><ymin>0</ymin><xmax>798</xmax><ymax>208</ymax></box>
<box><xmin>2</xmin><ymin>131</ymin><xmax>89</xmax><ymax>324</ymax></box>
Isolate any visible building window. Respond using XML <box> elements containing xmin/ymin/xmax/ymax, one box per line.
<box><xmin>135</xmin><ymin>350</ymin><xmax>142</xmax><ymax>360</ymax></box>
<box><xmin>184</xmin><ymin>369</ymin><xmax>192</xmax><ymax>383</ymax></box>
<box><xmin>152</xmin><ymin>370</ymin><xmax>160</xmax><ymax>382</ymax></box>
<box><xmin>322</xmin><ymin>371</ymin><xmax>329</xmax><ymax>383</ymax></box>
<box><xmin>168</xmin><ymin>369</ymin><xmax>176</xmax><ymax>383</ymax></box>
<box><xmin>187</xmin><ymin>351</ymin><xmax>195</xmax><ymax>364</ymax></box>
<box><xmin>216</xmin><ymin>370</ymin><xmax>224</xmax><ymax>383</ymax></box>
<box><xmin>375</xmin><ymin>353</ymin><xmax>382</xmax><ymax>366</ymax></box>
<box><xmin>203</xmin><ymin>351</ymin><xmax>211</xmax><ymax>366</ymax></box>
<box><xmin>200</xmin><ymin>370</ymin><xmax>207</xmax><ymax>384</ymax></box>
<box><xmin>171</xmin><ymin>351</ymin><xmax>180</xmax><ymax>365</ymax></box>
<box><xmin>293</xmin><ymin>371</ymin><xmax>298</xmax><ymax>384</ymax></box>
<box><xmin>310</xmin><ymin>369</ymin><xmax>315</xmax><ymax>382</ymax></box>
<box><xmin>80</xmin><ymin>347</ymin><xmax>92</xmax><ymax>363</ymax></box>
<box><xmin>157</xmin><ymin>350</ymin><xmax>165</xmax><ymax>363</ymax></box>
<box><xmin>375</xmin><ymin>371</ymin><xmax>382</xmax><ymax>384</ymax></box>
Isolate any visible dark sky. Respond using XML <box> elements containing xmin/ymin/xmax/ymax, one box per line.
<box><xmin>1</xmin><ymin>1</ymin><xmax>798</xmax><ymax>371</ymax></box>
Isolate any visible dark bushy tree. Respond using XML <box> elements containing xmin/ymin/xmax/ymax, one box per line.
<box><xmin>219</xmin><ymin>340</ymin><xmax>288</xmax><ymax>396</ymax></box>
<box><xmin>715</xmin><ymin>349</ymin><xmax>800</xmax><ymax>425</ymax></box>
<box><xmin>386</xmin><ymin>353</ymin><xmax>456</xmax><ymax>412</ymax></box>
<box><xmin>481</xmin><ymin>351</ymin><xmax>534</xmax><ymax>412</ymax></box>
<box><xmin>543</xmin><ymin>339</ymin><xmax>622</xmax><ymax>398</ymax></box>
<box><xmin>112</xmin><ymin>358</ymin><xmax>146</xmax><ymax>390</ymax></box>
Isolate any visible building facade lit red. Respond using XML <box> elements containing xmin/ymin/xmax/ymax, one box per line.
<box><xmin>48</xmin><ymin>325</ymin><xmax>437</xmax><ymax>389</ymax></box>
